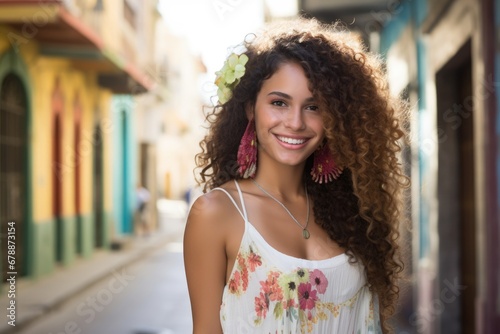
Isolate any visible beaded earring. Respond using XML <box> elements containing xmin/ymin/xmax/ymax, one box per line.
<box><xmin>311</xmin><ymin>143</ymin><xmax>342</xmax><ymax>183</ymax></box>
<box><xmin>237</xmin><ymin>120</ymin><xmax>257</xmax><ymax>178</ymax></box>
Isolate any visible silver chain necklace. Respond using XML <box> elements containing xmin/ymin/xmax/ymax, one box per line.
<box><xmin>251</xmin><ymin>179</ymin><xmax>310</xmax><ymax>239</ymax></box>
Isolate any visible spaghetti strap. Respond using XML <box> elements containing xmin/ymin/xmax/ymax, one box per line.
<box><xmin>233</xmin><ymin>180</ymin><xmax>248</xmax><ymax>222</ymax></box>
<box><xmin>211</xmin><ymin>187</ymin><xmax>246</xmax><ymax>222</ymax></box>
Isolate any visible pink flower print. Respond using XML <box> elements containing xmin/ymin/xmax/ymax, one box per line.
<box><xmin>298</xmin><ymin>282</ymin><xmax>318</xmax><ymax>310</ymax></box>
<box><xmin>247</xmin><ymin>251</ymin><xmax>262</xmax><ymax>272</ymax></box>
<box><xmin>228</xmin><ymin>270</ymin><xmax>241</xmax><ymax>294</ymax></box>
<box><xmin>265</xmin><ymin>271</ymin><xmax>283</xmax><ymax>302</ymax></box>
<box><xmin>268</xmin><ymin>271</ymin><xmax>280</xmax><ymax>281</ymax></box>
<box><xmin>309</xmin><ymin>269</ymin><xmax>328</xmax><ymax>294</ymax></box>
<box><xmin>255</xmin><ymin>292</ymin><xmax>269</xmax><ymax>318</ymax></box>
<box><xmin>237</xmin><ymin>253</ymin><xmax>246</xmax><ymax>268</ymax></box>
<box><xmin>241</xmin><ymin>266</ymin><xmax>249</xmax><ymax>291</ymax></box>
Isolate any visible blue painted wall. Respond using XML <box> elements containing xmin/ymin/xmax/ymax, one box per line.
<box><xmin>112</xmin><ymin>95</ymin><xmax>137</xmax><ymax>236</ymax></box>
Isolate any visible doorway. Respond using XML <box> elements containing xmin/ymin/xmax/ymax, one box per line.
<box><xmin>52</xmin><ymin>78</ymin><xmax>64</xmax><ymax>262</ymax></box>
<box><xmin>93</xmin><ymin>122</ymin><xmax>104</xmax><ymax>248</ymax></box>
<box><xmin>436</xmin><ymin>39</ymin><xmax>475</xmax><ymax>334</ymax></box>
<box><xmin>0</xmin><ymin>73</ymin><xmax>28</xmax><ymax>279</ymax></box>
<box><xmin>74</xmin><ymin>93</ymin><xmax>82</xmax><ymax>253</ymax></box>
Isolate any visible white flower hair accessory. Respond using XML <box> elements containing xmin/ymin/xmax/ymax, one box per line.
<box><xmin>214</xmin><ymin>53</ymin><xmax>249</xmax><ymax>104</ymax></box>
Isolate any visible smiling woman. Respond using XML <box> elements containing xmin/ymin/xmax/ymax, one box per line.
<box><xmin>184</xmin><ymin>17</ymin><xmax>409</xmax><ymax>334</ymax></box>
<box><xmin>253</xmin><ymin>63</ymin><xmax>325</xmax><ymax>174</ymax></box>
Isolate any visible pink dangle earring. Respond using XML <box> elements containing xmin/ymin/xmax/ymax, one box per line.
<box><xmin>237</xmin><ymin>120</ymin><xmax>257</xmax><ymax>178</ymax></box>
<box><xmin>311</xmin><ymin>143</ymin><xmax>342</xmax><ymax>184</ymax></box>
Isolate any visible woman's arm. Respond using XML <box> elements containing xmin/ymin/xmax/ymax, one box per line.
<box><xmin>184</xmin><ymin>193</ymin><xmax>228</xmax><ymax>334</ymax></box>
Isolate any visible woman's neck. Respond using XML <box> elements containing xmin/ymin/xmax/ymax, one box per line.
<box><xmin>252</xmin><ymin>160</ymin><xmax>306</xmax><ymax>199</ymax></box>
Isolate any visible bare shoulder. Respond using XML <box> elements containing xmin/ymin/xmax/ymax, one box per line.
<box><xmin>185</xmin><ymin>181</ymin><xmax>241</xmax><ymax>237</ymax></box>
<box><xmin>188</xmin><ymin>187</ymin><xmax>231</xmax><ymax>223</ymax></box>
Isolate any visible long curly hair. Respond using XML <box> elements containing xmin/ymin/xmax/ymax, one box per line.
<box><xmin>196</xmin><ymin>17</ymin><xmax>409</xmax><ymax>332</ymax></box>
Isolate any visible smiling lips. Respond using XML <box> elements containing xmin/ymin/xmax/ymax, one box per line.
<box><xmin>276</xmin><ymin>135</ymin><xmax>308</xmax><ymax>145</ymax></box>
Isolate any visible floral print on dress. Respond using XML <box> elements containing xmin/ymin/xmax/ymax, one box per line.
<box><xmin>253</xmin><ymin>267</ymin><xmax>356</xmax><ymax>332</ymax></box>
<box><xmin>222</xmin><ymin>239</ymin><xmax>379</xmax><ymax>333</ymax></box>
<box><xmin>227</xmin><ymin>244</ymin><xmax>262</xmax><ymax>296</ymax></box>
<box><xmin>227</xmin><ymin>259</ymin><xmax>363</xmax><ymax>333</ymax></box>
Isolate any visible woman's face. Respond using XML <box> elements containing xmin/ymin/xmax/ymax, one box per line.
<box><xmin>251</xmin><ymin>61</ymin><xmax>325</xmax><ymax>169</ymax></box>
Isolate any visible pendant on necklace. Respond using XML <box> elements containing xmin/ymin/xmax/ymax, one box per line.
<box><xmin>302</xmin><ymin>229</ymin><xmax>310</xmax><ymax>239</ymax></box>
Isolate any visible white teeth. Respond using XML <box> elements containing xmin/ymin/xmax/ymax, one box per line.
<box><xmin>277</xmin><ymin>136</ymin><xmax>307</xmax><ymax>145</ymax></box>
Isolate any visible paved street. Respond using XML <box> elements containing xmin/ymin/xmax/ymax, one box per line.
<box><xmin>20</xmin><ymin>201</ymin><xmax>193</xmax><ymax>334</ymax></box>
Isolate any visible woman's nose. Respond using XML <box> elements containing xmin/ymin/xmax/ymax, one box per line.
<box><xmin>284</xmin><ymin>107</ymin><xmax>305</xmax><ymax>131</ymax></box>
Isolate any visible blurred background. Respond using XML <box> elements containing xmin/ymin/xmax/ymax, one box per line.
<box><xmin>0</xmin><ymin>0</ymin><xmax>498</xmax><ymax>333</ymax></box>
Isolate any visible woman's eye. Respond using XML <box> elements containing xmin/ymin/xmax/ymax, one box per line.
<box><xmin>306</xmin><ymin>105</ymin><xmax>319</xmax><ymax>111</ymax></box>
<box><xmin>271</xmin><ymin>100</ymin><xmax>287</xmax><ymax>107</ymax></box>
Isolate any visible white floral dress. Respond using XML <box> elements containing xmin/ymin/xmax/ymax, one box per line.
<box><xmin>214</xmin><ymin>180</ymin><xmax>382</xmax><ymax>334</ymax></box>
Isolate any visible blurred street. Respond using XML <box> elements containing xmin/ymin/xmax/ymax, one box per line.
<box><xmin>14</xmin><ymin>200</ymin><xmax>192</xmax><ymax>334</ymax></box>
<box><xmin>0</xmin><ymin>0</ymin><xmax>498</xmax><ymax>333</ymax></box>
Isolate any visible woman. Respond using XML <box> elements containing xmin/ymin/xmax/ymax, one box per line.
<box><xmin>184</xmin><ymin>17</ymin><xmax>409</xmax><ymax>333</ymax></box>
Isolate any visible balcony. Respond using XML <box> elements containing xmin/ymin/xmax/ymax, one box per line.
<box><xmin>0</xmin><ymin>0</ymin><xmax>153</xmax><ymax>94</ymax></box>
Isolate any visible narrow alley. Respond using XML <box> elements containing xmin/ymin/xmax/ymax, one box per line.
<box><xmin>18</xmin><ymin>200</ymin><xmax>192</xmax><ymax>334</ymax></box>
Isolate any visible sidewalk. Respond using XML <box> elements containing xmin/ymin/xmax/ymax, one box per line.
<box><xmin>0</xmin><ymin>199</ymin><xmax>188</xmax><ymax>334</ymax></box>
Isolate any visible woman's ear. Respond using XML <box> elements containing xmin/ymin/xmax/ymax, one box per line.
<box><xmin>244</xmin><ymin>102</ymin><xmax>254</xmax><ymax>121</ymax></box>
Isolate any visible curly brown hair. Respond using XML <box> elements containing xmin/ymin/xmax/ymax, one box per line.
<box><xmin>196</xmin><ymin>17</ymin><xmax>409</xmax><ymax>332</ymax></box>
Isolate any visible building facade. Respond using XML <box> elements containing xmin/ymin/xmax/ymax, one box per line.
<box><xmin>379</xmin><ymin>0</ymin><xmax>499</xmax><ymax>332</ymax></box>
<box><xmin>0</xmin><ymin>0</ymin><xmax>155</xmax><ymax>279</ymax></box>
<box><xmin>300</xmin><ymin>0</ymin><xmax>499</xmax><ymax>332</ymax></box>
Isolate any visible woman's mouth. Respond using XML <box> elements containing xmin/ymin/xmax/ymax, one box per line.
<box><xmin>276</xmin><ymin>135</ymin><xmax>308</xmax><ymax>145</ymax></box>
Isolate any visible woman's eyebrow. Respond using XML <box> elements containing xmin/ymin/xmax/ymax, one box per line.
<box><xmin>267</xmin><ymin>91</ymin><xmax>292</xmax><ymax>99</ymax></box>
<box><xmin>267</xmin><ymin>91</ymin><xmax>315</xmax><ymax>102</ymax></box>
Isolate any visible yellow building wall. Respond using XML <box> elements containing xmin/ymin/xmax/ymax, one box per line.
<box><xmin>30</xmin><ymin>58</ymin><xmax>69</xmax><ymax>220</ymax></box>
<box><xmin>0</xmin><ymin>3</ymin><xmax>137</xmax><ymax>276</ymax></box>
<box><xmin>0</xmin><ymin>24</ymin><xmax>112</xmax><ymax>222</ymax></box>
<box><xmin>28</xmin><ymin>54</ymin><xmax>112</xmax><ymax>222</ymax></box>
<box><xmin>78</xmin><ymin>73</ymin><xmax>95</xmax><ymax>215</ymax></box>
<box><xmin>29</xmin><ymin>57</ymin><xmax>57</xmax><ymax>222</ymax></box>
<box><xmin>0</xmin><ymin>26</ymin><xmax>10</xmax><ymax>54</ymax></box>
